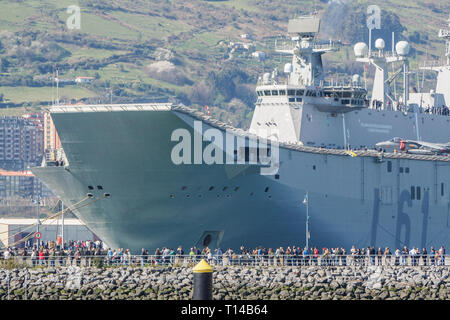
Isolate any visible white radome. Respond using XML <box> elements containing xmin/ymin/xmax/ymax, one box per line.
<box><xmin>284</xmin><ymin>63</ymin><xmax>293</xmax><ymax>74</ymax></box>
<box><xmin>352</xmin><ymin>74</ymin><xmax>361</xmax><ymax>83</ymax></box>
<box><xmin>375</xmin><ymin>38</ymin><xmax>385</xmax><ymax>50</ymax></box>
<box><xmin>395</xmin><ymin>41</ymin><xmax>410</xmax><ymax>56</ymax></box>
<box><xmin>354</xmin><ymin>42</ymin><xmax>368</xmax><ymax>57</ymax></box>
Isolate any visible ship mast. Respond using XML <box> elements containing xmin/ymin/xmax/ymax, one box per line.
<box><xmin>354</xmin><ymin>38</ymin><xmax>410</xmax><ymax>111</ymax></box>
<box><xmin>440</xmin><ymin>15</ymin><xmax>450</xmax><ymax>66</ymax></box>
<box><xmin>420</xmin><ymin>15</ymin><xmax>450</xmax><ymax>107</ymax></box>
<box><xmin>275</xmin><ymin>16</ymin><xmax>338</xmax><ymax>87</ymax></box>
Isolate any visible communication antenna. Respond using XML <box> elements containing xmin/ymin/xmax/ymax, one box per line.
<box><xmin>392</xmin><ymin>32</ymin><xmax>395</xmax><ymax>54</ymax></box>
<box><xmin>56</xmin><ymin>68</ymin><xmax>60</xmax><ymax>105</ymax></box>
<box><xmin>51</xmin><ymin>66</ymin><xmax>55</xmax><ymax>106</ymax></box>
<box><xmin>422</xmin><ymin>48</ymin><xmax>428</xmax><ymax>90</ymax></box>
<box><xmin>392</xmin><ymin>32</ymin><xmax>397</xmax><ymax>98</ymax></box>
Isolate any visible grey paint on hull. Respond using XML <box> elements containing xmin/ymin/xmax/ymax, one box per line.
<box><xmin>33</xmin><ymin>109</ymin><xmax>450</xmax><ymax>252</ymax></box>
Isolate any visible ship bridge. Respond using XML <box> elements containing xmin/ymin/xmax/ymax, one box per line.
<box><xmin>249</xmin><ymin>15</ymin><xmax>370</xmax><ymax>144</ymax></box>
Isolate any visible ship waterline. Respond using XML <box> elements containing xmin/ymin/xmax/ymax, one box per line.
<box><xmin>32</xmin><ymin>106</ymin><xmax>450</xmax><ymax>252</ymax></box>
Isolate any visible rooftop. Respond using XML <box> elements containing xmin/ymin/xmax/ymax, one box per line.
<box><xmin>0</xmin><ymin>169</ymin><xmax>34</xmax><ymax>177</ymax></box>
<box><xmin>0</xmin><ymin>218</ymin><xmax>85</xmax><ymax>226</ymax></box>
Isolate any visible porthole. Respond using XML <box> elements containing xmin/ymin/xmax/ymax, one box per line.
<box><xmin>234</xmin><ymin>187</ymin><xmax>240</xmax><ymax>191</ymax></box>
<box><xmin>209</xmin><ymin>186</ymin><xmax>214</xmax><ymax>191</ymax></box>
<box><xmin>264</xmin><ymin>187</ymin><xmax>269</xmax><ymax>192</ymax></box>
<box><xmin>97</xmin><ymin>185</ymin><xmax>103</xmax><ymax>190</ymax></box>
<box><xmin>250</xmin><ymin>192</ymin><xmax>254</xmax><ymax>196</ymax></box>
<box><xmin>88</xmin><ymin>186</ymin><xmax>94</xmax><ymax>190</ymax></box>
<box><xmin>186</xmin><ymin>194</ymin><xmax>190</xmax><ymax>198</ymax></box>
<box><xmin>170</xmin><ymin>194</ymin><xmax>174</xmax><ymax>199</ymax></box>
<box><xmin>181</xmin><ymin>186</ymin><xmax>187</xmax><ymax>190</ymax></box>
<box><xmin>223</xmin><ymin>186</ymin><xmax>228</xmax><ymax>191</ymax></box>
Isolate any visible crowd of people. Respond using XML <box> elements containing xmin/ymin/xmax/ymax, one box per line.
<box><xmin>424</xmin><ymin>105</ymin><xmax>450</xmax><ymax>116</ymax></box>
<box><xmin>1</xmin><ymin>240</ymin><xmax>105</xmax><ymax>266</ymax></box>
<box><xmin>1</xmin><ymin>242</ymin><xmax>446</xmax><ymax>268</ymax></box>
<box><xmin>189</xmin><ymin>245</ymin><xmax>448</xmax><ymax>267</ymax></box>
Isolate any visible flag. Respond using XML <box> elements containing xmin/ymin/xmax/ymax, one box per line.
<box><xmin>205</xmin><ymin>105</ymin><xmax>210</xmax><ymax>116</ymax></box>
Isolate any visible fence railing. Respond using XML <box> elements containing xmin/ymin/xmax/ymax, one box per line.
<box><xmin>0</xmin><ymin>254</ymin><xmax>448</xmax><ymax>268</ymax></box>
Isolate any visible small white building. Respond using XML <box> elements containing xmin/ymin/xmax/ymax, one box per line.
<box><xmin>251</xmin><ymin>51</ymin><xmax>266</xmax><ymax>60</ymax></box>
<box><xmin>0</xmin><ymin>218</ymin><xmax>99</xmax><ymax>248</ymax></box>
<box><xmin>75</xmin><ymin>76</ymin><xmax>95</xmax><ymax>84</ymax></box>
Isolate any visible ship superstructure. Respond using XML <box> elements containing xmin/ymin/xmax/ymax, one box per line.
<box><xmin>32</xmin><ymin>16</ymin><xmax>450</xmax><ymax>252</ymax></box>
<box><xmin>409</xmin><ymin>15</ymin><xmax>450</xmax><ymax>110</ymax></box>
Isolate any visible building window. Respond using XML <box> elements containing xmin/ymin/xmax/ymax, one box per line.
<box><xmin>399</xmin><ymin>167</ymin><xmax>404</xmax><ymax>173</ymax></box>
<box><xmin>411</xmin><ymin>186</ymin><xmax>415</xmax><ymax>200</ymax></box>
<box><xmin>416</xmin><ymin>186</ymin><xmax>421</xmax><ymax>200</ymax></box>
<box><xmin>441</xmin><ymin>183</ymin><xmax>445</xmax><ymax>197</ymax></box>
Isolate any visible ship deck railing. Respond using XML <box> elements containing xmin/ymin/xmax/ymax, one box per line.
<box><xmin>172</xmin><ymin>104</ymin><xmax>450</xmax><ymax>163</ymax></box>
<box><xmin>48</xmin><ymin>103</ymin><xmax>450</xmax><ymax>164</ymax></box>
<box><xmin>1</xmin><ymin>254</ymin><xmax>448</xmax><ymax>268</ymax></box>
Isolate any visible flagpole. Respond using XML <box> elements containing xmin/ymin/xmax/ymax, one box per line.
<box><xmin>303</xmin><ymin>191</ymin><xmax>310</xmax><ymax>250</ymax></box>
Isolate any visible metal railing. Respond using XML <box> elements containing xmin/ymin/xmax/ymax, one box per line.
<box><xmin>0</xmin><ymin>254</ymin><xmax>448</xmax><ymax>268</ymax></box>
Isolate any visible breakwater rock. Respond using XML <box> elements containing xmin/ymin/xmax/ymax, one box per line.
<box><xmin>0</xmin><ymin>266</ymin><xmax>448</xmax><ymax>300</ymax></box>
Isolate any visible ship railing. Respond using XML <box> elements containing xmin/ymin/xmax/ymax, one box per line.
<box><xmin>420</xmin><ymin>59</ymin><xmax>447</xmax><ymax>69</ymax></box>
<box><xmin>274</xmin><ymin>40</ymin><xmax>340</xmax><ymax>52</ymax></box>
<box><xmin>0</xmin><ymin>254</ymin><xmax>448</xmax><ymax>268</ymax></box>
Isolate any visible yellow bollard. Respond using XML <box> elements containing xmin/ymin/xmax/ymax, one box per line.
<box><xmin>192</xmin><ymin>259</ymin><xmax>213</xmax><ymax>300</ymax></box>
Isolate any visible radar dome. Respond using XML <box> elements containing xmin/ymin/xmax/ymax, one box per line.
<box><xmin>354</xmin><ymin>42</ymin><xmax>368</xmax><ymax>57</ymax></box>
<box><xmin>395</xmin><ymin>41</ymin><xmax>410</xmax><ymax>56</ymax></box>
<box><xmin>284</xmin><ymin>63</ymin><xmax>293</xmax><ymax>74</ymax></box>
<box><xmin>375</xmin><ymin>38</ymin><xmax>385</xmax><ymax>50</ymax></box>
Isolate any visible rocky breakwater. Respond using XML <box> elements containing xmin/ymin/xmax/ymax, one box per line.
<box><xmin>0</xmin><ymin>265</ymin><xmax>448</xmax><ymax>300</ymax></box>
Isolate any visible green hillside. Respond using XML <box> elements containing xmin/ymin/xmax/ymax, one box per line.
<box><xmin>0</xmin><ymin>0</ymin><xmax>448</xmax><ymax>128</ymax></box>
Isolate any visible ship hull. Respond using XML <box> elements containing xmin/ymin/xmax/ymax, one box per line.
<box><xmin>33</xmin><ymin>107</ymin><xmax>450</xmax><ymax>252</ymax></box>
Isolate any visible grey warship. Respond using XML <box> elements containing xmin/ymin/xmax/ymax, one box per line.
<box><xmin>32</xmin><ymin>16</ymin><xmax>450</xmax><ymax>252</ymax></box>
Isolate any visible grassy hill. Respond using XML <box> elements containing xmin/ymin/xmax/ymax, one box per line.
<box><xmin>0</xmin><ymin>0</ymin><xmax>448</xmax><ymax>128</ymax></box>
